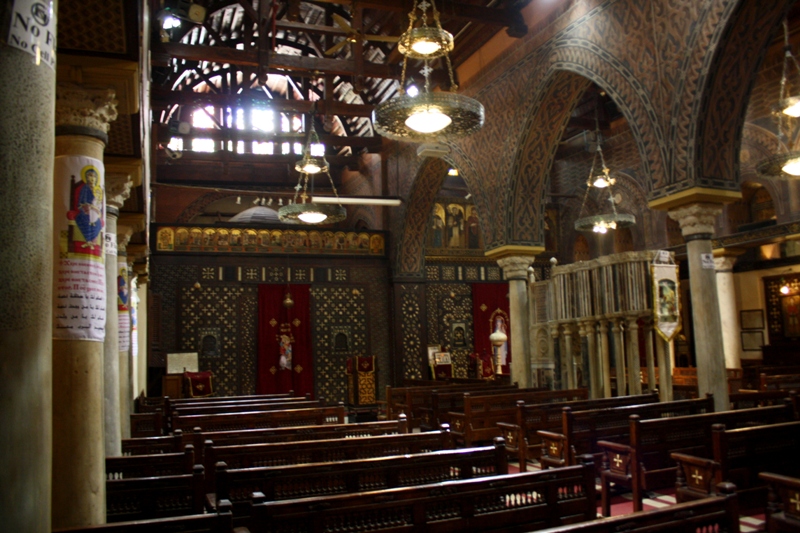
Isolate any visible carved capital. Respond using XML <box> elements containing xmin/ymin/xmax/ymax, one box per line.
<box><xmin>497</xmin><ymin>255</ymin><xmax>534</xmax><ymax>280</ymax></box>
<box><xmin>116</xmin><ymin>225</ymin><xmax>134</xmax><ymax>251</ymax></box>
<box><xmin>106</xmin><ymin>173</ymin><xmax>133</xmax><ymax>210</ymax></box>
<box><xmin>56</xmin><ymin>83</ymin><xmax>119</xmax><ymax>133</ymax></box>
<box><xmin>667</xmin><ymin>203</ymin><xmax>722</xmax><ymax>237</ymax></box>
<box><xmin>713</xmin><ymin>256</ymin><xmax>737</xmax><ymax>273</ymax></box>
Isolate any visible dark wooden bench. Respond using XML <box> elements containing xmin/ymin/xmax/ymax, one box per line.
<box><xmin>169</xmin><ymin>400</ymin><xmax>322</xmax><ymax>431</ymax></box>
<box><xmin>168</xmin><ymin>392</ymin><xmax>296</xmax><ymax>406</ymax></box>
<box><xmin>729</xmin><ymin>390</ymin><xmax>796</xmax><ymax>410</ymax></box>
<box><xmin>55</xmin><ymin>499</ymin><xmax>239</xmax><ymax>533</ymax></box>
<box><xmin>596</xmin><ymin>402</ymin><xmax>797</xmax><ymax>514</ymax></box>
<box><xmin>761</xmin><ymin>373</ymin><xmax>800</xmax><ymax>392</ymax></box>
<box><xmin>528</xmin><ymin>483</ymin><xmax>740</xmax><ymax>533</ymax></box>
<box><xmin>129</xmin><ymin>409</ymin><xmax>165</xmax><ymax>438</ymax></box>
<box><xmin>212</xmin><ymin>439</ymin><xmax>508</xmax><ymax>524</ymax></box>
<box><xmin>203</xmin><ymin>428</ymin><xmax>455</xmax><ymax>491</ymax></box>
<box><xmin>497</xmin><ymin>392</ymin><xmax>659</xmax><ymax>470</ymax></box>
<box><xmin>760</xmin><ymin>471</ymin><xmax>800</xmax><ymax>532</ymax></box>
<box><xmin>171</xmin><ymin>404</ymin><xmax>346</xmax><ymax>433</ymax></box>
<box><xmin>243</xmin><ymin>456</ymin><xmax>597</xmax><ymax>533</ymax></box>
<box><xmin>418</xmin><ymin>386</ymin><xmax>547</xmax><ymax>432</ymax></box>
<box><xmin>106</xmin><ymin>464</ymin><xmax>206</xmax><ymax>522</ymax></box>
<box><xmin>538</xmin><ymin>395</ymin><xmax>715</xmax><ymax>471</ymax></box>
<box><xmin>386</xmin><ymin>383</ymin><xmax>517</xmax><ymax>428</ymax></box>
<box><xmin>449</xmin><ymin>388</ymin><xmax>589</xmax><ymax>447</ymax></box>
<box><xmin>107</xmin><ymin>444</ymin><xmax>195</xmax><ymax>480</ymax></box>
<box><xmin>122</xmin><ymin>431</ymin><xmax>185</xmax><ymax>456</ymax></box>
<box><xmin>672</xmin><ymin>421</ymin><xmax>800</xmax><ymax>511</ymax></box>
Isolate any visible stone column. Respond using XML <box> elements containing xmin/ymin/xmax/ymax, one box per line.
<box><xmin>598</xmin><ymin>320</ymin><xmax>611</xmax><ymax>398</ymax></box>
<box><xmin>52</xmin><ymin>85</ymin><xmax>118</xmax><ymax>528</ymax></box>
<box><xmin>655</xmin><ymin>335</ymin><xmax>674</xmax><ymax>402</ymax></box>
<box><xmin>102</xmin><ymin>174</ymin><xmax>131</xmax><ymax>455</ymax></box>
<box><xmin>714</xmin><ymin>252</ymin><xmax>743</xmax><ymax>370</ymax></box>
<box><xmin>643</xmin><ymin>319</ymin><xmax>657</xmax><ymax>394</ymax></box>
<box><xmin>135</xmin><ymin>274</ymin><xmax>149</xmax><ymax>397</ymax></box>
<box><xmin>583</xmin><ymin>321</ymin><xmax>599</xmax><ymax>398</ymax></box>
<box><xmin>497</xmin><ymin>256</ymin><xmax>537</xmax><ymax>388</ymax></box>
<box><xmin>0</xmin><ymin>26</ymin><xmax>56</xmax><ymax>533</ymax></box>
<box><xmin>668</xmin><ymin>203</ymin><xmax>729</xmax><ymax>411</ymax></box>
<box><xmin>578</xmin><ymin>321</ymin><xmax>592</xmax><ymax>394</ymax></box>
<box><xmin>611</xmin><ymin>318</ymin><xmax>626</xmax><ymax>396</ymax></box>
<box><xmin>563</xmin><ymin>324</ymin><xmax>575</xmax><ymax>389</ymax></box>
<box><xmin>549</xmin><ymin>324</ymin><xmax>561</xmax><ymax>390</ymax></box>
<box><xmin>626</xmin><ymin>317</ymin><xmax>642</xmax><ymax>395</ymax></box>
<box><xmin>116</xmin><ymin>226</ymin><xmax>134</xmax><ymax>440</ymax></box>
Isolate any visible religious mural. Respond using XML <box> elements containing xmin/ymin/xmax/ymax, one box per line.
<box><xmin>426</xmin><ymin>200</ymin><xmax>483</xmax><ymax>255</ymax></box>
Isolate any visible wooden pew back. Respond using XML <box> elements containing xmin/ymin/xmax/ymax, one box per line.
<box><xmin>171</xmin><ymin>404</ymin><xmax>345</xmax><ymax>433</ymax></box>
<box><xmin>759</xmin><ymin>471</ymin><xmax>800</xmax><ymax>532</ymax></box>
<box><xmin>245</xmin><ymin>457</ymin><xmax>597</xmax><ymax>533</ymax></box>
<box><xmin>760</xmin><ymin>373</ymin><xmax>800</xmax><ymax>392</ymax></box>
<box><xmin>214</xmin><ymin>440</ymin><xmax>508</xmax><ymax>523</ymax></box>
<box><xmin>106</xmin><ymin>465</ymin><xmax>206</xmax><ymax>523</ymax></box>
<box><xmin>450</xmin><ymin>388</ymin><xmax>589</xmax><ymax>446</ymax></box>
<box><xmin>107</xmin><ymin>445</ymin><xmax>195</xmax><ymax>480</ymax></box>
<box><xmin>385</xmin><ymin>383</ymin><xmax>517</xmax><ymax>427</ymax></box>
<box><xmin>130</xmin><ymin>410</ymin><xmax>164</xmax><ymax>438</ymax></box>
<box><xmin>418</xmin><ymin>386</ymin><xmax>546</xmax><ymax>431</ymax></box>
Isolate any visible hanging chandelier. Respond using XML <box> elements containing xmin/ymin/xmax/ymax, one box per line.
<box><xmin>574</xmin><ymin>112</ymin><xmax>635</xmax><ymax>234</ymax></box>
<box><xmin>372</xmin><ymin>0</ymin><xmax>484</xmax><ymax>142</ymax></box>
<box><xmin>295</xmin><ymin>113</ymin><xmax>329</xmax><ymax>175</ymax></box>
<box><xmin>757</xmin><ymin>20</ymin><xmax>800</xmax><ymax>180</ymax></box>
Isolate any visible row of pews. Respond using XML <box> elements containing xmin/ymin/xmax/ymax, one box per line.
<box><xmin>56</xmin><ymin>378</ymin><xmax>800</xmax><ymax>533</ymax></box>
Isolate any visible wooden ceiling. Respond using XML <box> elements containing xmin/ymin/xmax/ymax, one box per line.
<box><xmin>150</xmin><ymin>0</ymin><xmax>530</xmax><ymax>188</ymax></box>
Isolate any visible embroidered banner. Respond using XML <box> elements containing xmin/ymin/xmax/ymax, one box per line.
<box><xmin>53</xmin><ymin>155</ymin><xmax>106</xmax><ymax>341</ymax></box>
<box><xmin>652</xmin><ymin>263</ymin><xmax>681</xmax><ymax>341</ymax></box>
<box><xmin>118</xmin><ymin>260</ymin><xmax>130</xmax><ymax>352</ymax></box>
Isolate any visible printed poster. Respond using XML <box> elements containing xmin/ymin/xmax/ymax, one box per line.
<box><xmin>53</xmin><ymin>156</ymin><xmax>106</xmax><ymax>341</ymax></box>
<box><xmin>118</xmin><ymin>259</ymin><xmax>130</xmax><ymax>352</ymax></box>
<box><xmin>652</xmin><ymin>263</ymin><xmax>681</xmax><ymax>342</ymax></box>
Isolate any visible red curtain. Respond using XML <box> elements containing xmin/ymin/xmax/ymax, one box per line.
<box><xmin>257</xmin><ymin>284</ymin><xmax>313</xmax><ymax>397</ymax></box>
<box><xmin>472</xmin><ymin>283</ymin><xmax>511</xmax><ymax>375</ymax></box>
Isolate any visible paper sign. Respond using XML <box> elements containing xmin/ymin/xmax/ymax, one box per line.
<box><xmin>7</xmin><ymin>0</ymin><xmax>56</xmax><ymax>70</ymax></box>
<box><xmin>701</xmin><ymin>253</ymin><xmax>715</xmax><ymax>270</ymax></box>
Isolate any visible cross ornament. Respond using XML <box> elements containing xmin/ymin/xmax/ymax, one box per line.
<box><xmin>790</xmin><ymin>492</ymin><xmax>800</xmax><ymax>512</ymax></box>
<box><xmin>691</xmin><ymin>469</ymin><xmax>703</xmax><ymax>485</ymax></box>
<box><xmin>613</xmin><ymin>455</ymin><xmax>623</xmax><ymax>468</ymax></box>
<box><xmin>506</xmin><ymin>433</ymin><xmax>514</xmax><ymax>445</ymax></box>
<box><xmin>418</xmin><ymin>0</ymin><xmax>431</xmax><ymax>13</ymax></box>
<box><xmin>420</xmin><ymin>65</ymin><xmax>433</xmax><ymax>78</ymax></box>
<box><xmin>550</xmin><ymin>443</ymin><xmax>558</xmax><ymax>455</ymax></box>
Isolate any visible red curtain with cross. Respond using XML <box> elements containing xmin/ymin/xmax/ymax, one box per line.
<box><xmin>257</xmin><ymin>284</ymin><xmax>313</xmax><ymax>397</ymax></box>
<box><xmin>472</xmin><ymin>283</ymin><xmax>511</xmax><ymax>375</ymax></box>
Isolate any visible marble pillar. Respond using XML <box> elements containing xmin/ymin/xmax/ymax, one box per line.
<box><xmin>714</xmin><ymin>253</ymin><xmax>742</xmax><ymax>370</ymax></box>
<box><xmin>52</xmin><ymin>85</ymin><xmax>118</xmax><ymax>528</ymax></box>
<box><xmin>655</xmin><ymin>335</ymin><xmax>674</xmax><ymax>402</ymax></box>
<box><xmin>497</xmin><ymin>256</ymin><xmax>535</xmax><ymax>388</ymax></box>
<box><xmin>550</xmin><ymin>325</ymin><xmax>561</xmax><ymax>390</ymax></box>
<box><xmin>135</xmin><ymin>278</ymin><xmax>148</xmax><ymax>397</ymax></box>
<box><xmin>102</xmin><ymin>174</ymin><xmax>131</xmax><ymax>455</ymax></box>
<box><xmin>584</xmin><ymin>321</ymin><xmax>599</xmax><ymax>398</ymax></box>
<box><xmin>643</xmin><ymin>320</ymin><xmax>657</xmax><ymax>394</ymax></box>
<box><xmin>611</xmin><ymin>319</ymin><xmax>626</xmax><ymax>396</ymax></box>
<box><xmin>668</xmin><ymin>203</ymin><xmax>729</xmax><ymax>412</ymax></box>
<box><xmin>0</xmin><ymin>29</ymin><xmax>56</xmax><ymax>533</ymax></box>
<box><xmin>563</xmin><ymin>324</ymin><xmax>575</xmax><ymax>390</ymax></box>
<box><xmin>626</xmin><ymin>317</ymin><xmax>642</xmax><ymax>395</ymax></box>
<box><xmin>598</xmin><ymin>320</ymin><xmax>611</xmax><ymax>398</ymax></box>
<box><xmin>117</xmin><ymin>227</ymin><xmax>133</xmax><ymax>440</ymax></box>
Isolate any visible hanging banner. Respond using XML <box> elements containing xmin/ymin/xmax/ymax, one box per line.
<box><xmin>53</xmin><ymin>156</ymin><xmax>106</xmax><ymax>341</ymax></box>
<box><xmin>117</xmin><ymin>258</ymin><xmax>130</xmax><ymax>352</ymax></box>
<box><xmin>652</xmin><ymin>263</ymin><xmax>681</xmax><ymax>341</ymax></box>
<box><xmin>130</xmin><ymin>277</ymin><xmax>138</xmax><ymax>358</ymax></box>
<box><xmin>7</xmin><ymin>0</ymin><xmax>56</xmax><ymax>69</ymax></box>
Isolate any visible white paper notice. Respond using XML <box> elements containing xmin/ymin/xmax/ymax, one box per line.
<box><xmin>701</xmin><ymin>253</ymin><xmax>715</xmax><ymax>270</ymax></box>
<box><xmin>7</xmin><ymin>0</ymin><xmax>56</xmax><ymax>70</ymax></box>
<box><xmin>53</xmin><ymin>156</ymin><xmax>106</xmax><ymax>341</ymax></box>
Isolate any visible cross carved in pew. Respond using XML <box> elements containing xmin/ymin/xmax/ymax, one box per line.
<box><xmin>692</xmin><ymin>469</ymin><xmax>703</xmax><ymax>485</ymax></box>
<box><xmin>550</xmin><ymin>443</ymin><xmax>558</xmax><ymax>455</ymax></box>
<box><xmin>791</xmin><ymin>492</ymin><xmax>800</xmax><ymax>512</ymax></box>
<box><xmin>613</xmin><ymin>455</ymin><xmax>623</xmax><ymax>469</ymax></box>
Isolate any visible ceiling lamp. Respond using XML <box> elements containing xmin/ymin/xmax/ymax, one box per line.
<box><xmin>372</xmin><ymin>0</ymin><xmax>484</xmax><ymax>142</ymax></box>
<box><xmin>757</xmin><ymin>20</ymin><xmax>800</xmax><ymax>180</ymax></box>
<box><xmin>278</xmin><ymin>168</ymin><xmax>346</xmax><ymax>225</ymax></box>
<box><xmin>575</xmin><ymin>111</ymin><xmax>635</xmax><ymax>234</ymax></box>
<box><xmin>295</xmin><ymin>114</ymin><xmax>328</xmax><ymax>175</ymax></box>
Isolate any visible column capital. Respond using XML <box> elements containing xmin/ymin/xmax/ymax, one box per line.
<box><xmin>598</xmin><ymin>320</ymin><xmax>609</xmax><ymax>333</ymax></box>
<box><xmin>627</xmin><ymin>316</ymin><xmax>640</xmax><ymax>329</ymax></box>
<box><xmin>562</xmin><ymin>323</ymin><xmax>574</xmax><ymax>335</ymax></box>
<box><xmin>496</xmin><ymin>255</ymin><xmax>536</xmax><ymax>280</ymax></box>
<box><xmin>549</xmin><ymin>325</ymin><xmax>560</xmax><ymax>338</ymax></box>
<box><xmin>713</xmin><ymin>255</ymin><xmax>737</xmax><ymax>273</ymax></box>
<box><xmin>667</xmin><ymin>202</ymin><xmax>723</xmax><ymax>237</ymax></box>
<box><xmin>106</xmin><ymin>173</ymin><xmax>133</xmax><ymax>211</ymax></box>
<box><xmin>56</xmin><ymin>83</ymin><xmax>119</xmax><ymax>135</ymax></box>
<box><xmin>117</xmin><ymin>226</ymin><xmax>134</xmax><ymax>251</ymax></box>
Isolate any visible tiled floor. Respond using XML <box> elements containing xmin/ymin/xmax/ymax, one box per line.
<box><xmin>509</xmin><ymin>461</ymin><xmax>766</xmax><ymax>532</ymax></box>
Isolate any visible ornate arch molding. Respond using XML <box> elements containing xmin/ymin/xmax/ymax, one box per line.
<box><xmin>507</xmin><ymin>50</ymin><xmax>668</xmax><ymax>247</ymax></box>
<box><xmin>177</xmin><ymin>191</ymin><xmax>231</xmax><ymax>223</ymax></box>
<box><xmin>693</xmin><ymin>0</ymin><xmax>791</xmax><ymax>192</ymax></box>
<box><xmin>739</xmin><ymin>124</ymin><xmax>786</xmax><ymax>219</ymax></box>
<box><xmin>611</xmin><ymin>171</ymin><xmax>652</xmax><ymax>250</ymax></box>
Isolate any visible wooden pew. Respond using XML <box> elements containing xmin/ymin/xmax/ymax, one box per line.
<box><xmin>167</xmin><ymin>392</ymin><xmax>295</xmax><ymax>406</ymax></box>
<box><xmin>529</xmin><ymin>483</ymin><xmax>740</xmax><ymax>533</ymax></box>
<box><xmin>107</xmin><ymin>444</ymin><xmax>195</xmax><ymax>480</ymax></box>
<box><xmin>729</xmin><ymin>390</ymin><xmax>795</xmax><ymax>410</ymax></box>
<box><xmin>497</xmin><ymin>392</ymin><xmax>659</xmax><ymax>470</ymax></box>
<box><xmin>449</xmin><ymin>388</ymin><xmax>589</xmax><ymax>447</ymax></box>
<box><xmin>418</xmin><ymin>386</ymin><xmax>547</xmax><ymax>431</ymax></box>
<box><xmin>760</xmin><ymin>471</ymin><xmax>800</xmax><ymax>533</ymax></box>
<box><xmin>129</xmin><ymin>409</ymin><xmax>164</xmax><ymax>438</ymax></box>
<box><xmin>386</xmin><ymin>383</ymin><xmax>517</xmax><ymax>428</ymax></box>
<box><xmin>761</xmin><ymin>373</ymin><xmax>800</xmax><ymax>392</ymax></box>
<box><xmin>54</xmin><ymin>499</ymin><xmax>239</xmax><ymax>533</ymax></box>
<box><xmin>244</xmin><ymin>456</ymin><xmax>597</xmax><ymax>533</ymax></box>
<box><xmin>106</xmin><ymin>464</ymin><xmax>206</xmax><ymax>522</ymax></box>
<box><xmin>212</xmin><ymin>439</ymin><xmax>508</xmax><ymax>523</ymax></box>
<box><xmin>596</xmin><ymin>402</ymin><xmax>797</xmax><ymax>515</ymax></box>
<box><xmin>203</xmin><ymin>428</ymin><xmax>455</xmax><ymax>491</ymax></box>
<box><xmin>671</xmin><ymin>421</ymin><xmax>800</xmax><ymax>511</ymax></box>
<box><xmin>537</xmin><ymin>395</ymin><xmax>715</xmax><ymax>470</ymax></box>
<box><xmin>122</xmin><ymin>431</ymin><xmax>184</xmax><ymax>456</ymax></box>
<box><xmin>171</xmin><ymin>404</ymin><xmax>346</xmax><ymax>434</ymax></box>
<box><xmin>742</xmin><ymin>364</ymin><xmax>800</xmax><ymax>390</ymax></box>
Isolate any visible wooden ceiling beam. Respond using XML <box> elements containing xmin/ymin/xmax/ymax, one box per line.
<box><xmin>156</xmin><ymin>128</ymin><xmax>382</xmax><ymax>149</ymax></box>
<box><xmin>309</xmin><ymin>0</ymin><xmax>520</xmax><ymax>27</ymax></box>
<box><xmin>151</xmin><ymin>89</ymin><xmax>375</xmax><ymax>117</ymax></box>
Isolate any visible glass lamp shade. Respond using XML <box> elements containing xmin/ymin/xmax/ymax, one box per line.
<box><xmin>591</xmin><ymin>174</ymin><xmax>615</xmax><ymax>188</ymax></box>
<box><xmin>405</xmin><ymin>107</ymin><xmax>452</xmax><ymax>133</ymax></box>
<box><xmin>297</xmin><ymin>211</ymin><xmax>328</xmax><ymax>224</ymax></box>
<box><xmin>575</xmin><ymin>213</ymin><xmax>636</xmax><ymax>233</ymax></box>
<box><xmin>779</xmin><ymin>96</ymin><xmax>800</xmax><ymax>117</ymax></box>
<box><xmin>295</xmin><ymin>153</ymin><xmax>328</xmax><ymax>175</ymax></box>
<box><xmin>756</xmin><ymin>151</ymin><xmax>800</xmax><ymax>179</ymax></box>
<box><xmin>782</xmin><ymin>157</ymin><xmax>800</xmax><ymax>176</ymax></box>
<box><xmin>373</xmin><ymin>91</ymin><xmax>484</xmax><ymax>142</ymax></box>
<box><xmin>397</xmin><ymin>26</ymin><xmax>454</xmax><ymax>59</ymax></box>
<box><xmin>278</xmin><ymin>202</ymin><xmax>346</xmax><ymax>225</ymax></box>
